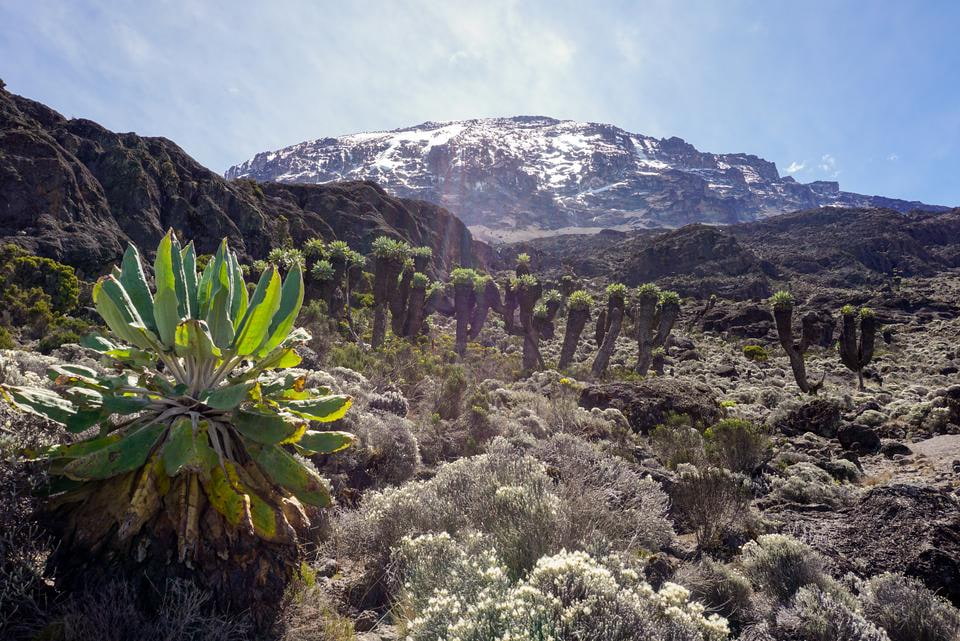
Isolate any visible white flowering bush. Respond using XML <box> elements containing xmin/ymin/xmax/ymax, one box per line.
<box><xmin>335</xmin><ymin>447</ymin><xmax>562</xmax><ymax>577</ymax></box>
<box><xmin>394</xmin><ymin>533</ymin><xmax>729</xmax><ymax>641</ymax></box>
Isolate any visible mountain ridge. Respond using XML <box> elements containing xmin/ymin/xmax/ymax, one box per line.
<box><xmin>0</xmin><ymin>80</ymin><xmax>487</xmax><ymax>275</ymax></box>
<box><xmin>226</xmin><ymin>116</ymin><xmax>948</xmax><ymax>242</ymax></box>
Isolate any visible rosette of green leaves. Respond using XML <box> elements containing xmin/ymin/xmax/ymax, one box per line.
<box><xmin>1</xmin><ymin>231</ymin><xmax>354</xmax><ymax>544</ymax></box>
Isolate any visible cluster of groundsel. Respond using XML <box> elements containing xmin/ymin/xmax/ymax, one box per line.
<box><xmin>395</xmin><ymin>533</ymin><xmax>729</xmax><ymax>641</ymax></box>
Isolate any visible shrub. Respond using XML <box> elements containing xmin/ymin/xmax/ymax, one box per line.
<box><xmin>303</xmin><ymin>237</ymin><xmax>327</xmax><ymax>260</ymax></box>
<box><xmin>771</xmin><ymin>462</ymin><xmax>857</xmax><ymax>507</ymax></box>
<box><xmin>739</xmin><ymin>534</ymin><xmax>830</xmax><ymax>603</ymax></box>
<box><xmin>676</xmin><ymin>557</ymin><xmax>755</xmax><ymax>631</ymax></box>
<box><xmin>529</xmin><ymin>434</ymin><xmax>675</xmax><ymax>553</ymax></box>
<box><xmin>742</xmin><ymin>345</ymin><xmax>769</xmax><ymax>362</ymax></box>
<box><xmin>335</xmin><ymin>448</ymin><xmax>562</xmax><ymax>578</ymax></box>
<box><xmin>393</xmin><ymin>536</ymin><xmax>730</xmax><ymax>641</ymax></box>
<box><xmin>773</xmin><ymin>586</ymin><xmax>889</xmax><ymax>641</ymax></box>
<box><xmin>0</xmin><ymin>325</ymin><xmax>12</xmax><ymax>349</ymax></box>
<box><xmin>310</xmin><ymin>259</ymin><xmax>335</xmax><ymax>281</ymax></box>
<box><xmin>267</xmin><ymin>246</ymin><xmax>306</xmax><ymax>269</ymax></box>
<box><xmin>435</xmin><ymin>365</ymin><xmax>468</xmax><ymax>419</ymax></box>
<box><xmin>0</xmin><ymin>245</ymin><xmax>80</xmax><ymax>314</ymax></box>
<box><xmin>353</xmin><ymin>412</ymin><xmax>421</xmax><ymax>487</ymax></box>
<box><xmin>450</xmin><ymin>267</ymin><xmax>478</xmax><ymax>286</ymax></box>
<box><xmin>650</xmin><ymin>419</ymin><xmax>706</xmax><ymax>470</ymax></box>
<box><xmin>48</xmin><ymin>579</ymin><xmax>251</xmax><ymax>641</ymax></box>
<box><xmin>36</xmin><ymin>315</ymin><xmax>92</xmax><ymax>354</ymax></box>
<box><xmin>859</xmin><ymin>572</ymin><xmax>960</xmax><ymax>641</ymax></box>
<box><xmin>672</xmin><ymin>465</ymin><xmax>752</xmax><ymax>549</ymax></box>
<box><xmin>704</xmin><ymin>419</ymin><xmax>771</xmax><ymax>474</ymax></box>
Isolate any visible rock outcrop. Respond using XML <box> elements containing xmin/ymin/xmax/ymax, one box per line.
<box><xmin>578</xmin><ymin>379</ymin><xmax>721</xmax><ymax>434</ymax></box>
<box><xmin>0</xmin><ymin>81</ymin><xmax>487</xmax><ymax>276</ymax></box>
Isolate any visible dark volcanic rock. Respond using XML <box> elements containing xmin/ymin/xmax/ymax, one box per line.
<box><xmin>837</xmin><ymin>423</ymin><xmax>882</xmax><ymax>454</ymax></box>
<box><xmin>794</xmin><ymin>484</ymin><xmax>960</xmax><ymax>606</ymax></box>
<box><xmin>578</xmin><ymin>379</ymin><xmax>721</xmax><ymax>434</ymax></box>
<box><xmin>701</xmin><ymin>303</ymin><xmax>774</xmax><ymax>338</ymax></box>
<box><xmin>775</xmin><ymin>399</ymin><xmax>842</xmax><ymax>438</ymax></box>
<box><xmin>0</xmin><ymin>82</ymin><xmax>487</xmax><ymax>276</ymax></box>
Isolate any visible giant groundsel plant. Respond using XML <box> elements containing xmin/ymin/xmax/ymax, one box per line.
<box><xmin>1</xmin><ymin>231</ymin><xmax>353</xmax><ymax>560</ymax></box>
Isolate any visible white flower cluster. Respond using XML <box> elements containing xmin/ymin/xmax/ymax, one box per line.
<box><xmin>396</xmin><ymin>535</ymin><xmax>729</xmax><ymax>641</ymax></box>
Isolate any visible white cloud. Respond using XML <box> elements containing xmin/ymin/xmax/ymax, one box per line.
<box><xmin>786</xmin><ymin>161</ymin><xmax>805</xmax><ymax>174</ymax></box>
<box><xmin>818</xmin><ymin>153</ymin><xmax>836</xmax><ymax>171</ymax></box>
<box><xmin>887</xmin><ymin>153</ymin><xmax>899</xmax><ymax>161</ymax></box>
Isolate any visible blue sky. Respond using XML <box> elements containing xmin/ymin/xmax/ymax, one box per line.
<box><xmin>1</xmin><ymin>0</ymin><xmax>958</xmax><ymax>205</ymax></box>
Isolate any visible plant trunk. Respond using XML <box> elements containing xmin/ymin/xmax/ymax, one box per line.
<box><xmin>403</xmin><ymin>286</ymin><xmax>427</xmax><ymax>339</ymax></box>
<box><xmin>594</xmin><ymin>308</ymin><xmax>608</xmax><ymax>347</ymax></box>
<box><xmin>774</xmin><ymin>307</ymin><xmax>823</xmax><ymax>395</ymax></box>
<box><xmin>591</xmin><ymin>306</ymin><xmax>623</xmax><ymax>378</ymax></box>
<box><xmin>558</xmin><ymin>308</ymin><xmax>589</xmax><ymax>370</ymax></box>
<box><xmin>454</xmin><ymin>283</ymin><xmax>475</xmax><ymax>356</ymax></box>
<box><xmin>43</xmin><ymin>470</ymin><xmax>301</xmax><ymax>633</ymax></box>
<box><xmin>391</xmin><ymin>269</ymin><xmax>413</xmax><ymax>336</ymax></box>
<box><xmin>634</xmin><ymin>294</ymin><xmax>659</xmax><ymax>375</ymax></box>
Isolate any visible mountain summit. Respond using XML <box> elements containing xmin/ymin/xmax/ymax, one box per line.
<box><xmin>226</xmin><ymin>116</ymin><xmax>945</xmax><ymax>242</ymax></box>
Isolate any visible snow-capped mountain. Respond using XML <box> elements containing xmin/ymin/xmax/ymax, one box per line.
<box><xmin>226</xmin><ymin>116</ymin><xmax>944</xmax><ymax>243</ymax></box>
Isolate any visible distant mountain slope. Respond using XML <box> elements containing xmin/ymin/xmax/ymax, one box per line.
<box><xmin>507</xmin><ymin>206</ymin><xmax>960</xmax><ymax>300</ymax></box>
<box><xmin>226</xmin><ymin>117</ymin><xmax>947</xmax><ymax>242</ymax></box>
<box><xmin>0</xmin><ymin>80</ymin><xmax>486</xmax><ymax>276</ymax></box>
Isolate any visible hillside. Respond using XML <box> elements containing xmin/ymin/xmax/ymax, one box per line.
<box><xmin>0</xmin><ymin>79</ymin><xmax>486</xmax><ymax>276</ymax></box>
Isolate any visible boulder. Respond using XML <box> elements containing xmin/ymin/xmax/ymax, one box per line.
<box><xmin>578</xmin><ymin>379</ymin><xmax>721</xmax><ymax>434</ymax></box>
<box><xmin>775</xmin><ymin>399</ymin><xmax>842</xmax><ymax>438</ymax></box>
<box><xmin>701</xmin><ymin>303</ymin><xmax>774</xmax><ymax>338</ymax></box>
<box><xmin>837</xmin><ymin>423</ymin><xmax>882</xmax><ymax>454</ymax></box>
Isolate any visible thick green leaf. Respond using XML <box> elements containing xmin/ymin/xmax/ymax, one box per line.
<box><xmin>154</xmin><ymin>232</ymin><xmax>180</xmax><ymax>347</ymax></box>
<box><xmin>162</xmin><ymin>418</ymin><xmax>216</xmax><ymax>477</ymax></box>
<box><xmin>233</xmin><ymin>265</ymin><xmax>276</xmax><ymax>338</ymax></box>
<box><xmin>102</xmin><ymin>395</ymin><xmax>151</xmax><ymax>414</ymax></box>
<box><xmin>201</xmin><ymin>382</ymin><xmax>254</xmax><ymax>410</ymax></box>
<box><xmin>94</xmin><ymin>277</ymin><xmax>157</xmax><ymax>350</ymax></box>
<box><xmin>257</xmin><ymin>263</ymin><xmax>303</xmax><ymax>356</ymax></box>
<box><xmin>251</xmin><ymin>443</ymin><xmax>332</xmax><ymax>507</ymax></box>
<box><xmin>119</xmin><ymin>244</ymin><xmax>157</xmax><ymax>333</ymax></box>
<box><xmin>1</xmin><ymin>385</ymin><xmax>77</xmax><ymax>426</ymax></box>
<box><xmin>65</xmin><ymin>410</ymin><xmax>108</xmax><ymax>433</ymax></box>
<box><xmin>170</xmin><ymin>235</ymin><xmax>189</xmax><ymax>318</ymax></box>
<box><xmin>174</xmin><ymin>319</ymin><xmax>221</xmax><ymax>361</ymax></box>
<box><xmin>196</xmin><ymin>250</ymin><xmax>217</xmax><ymax>318</ymax></box>
<box><xmin>206</xmin><ymin>260</ymin><xmax>235</xmax><ymax>349</ymax></box>
<box><xmin>203</xmin><ymin>461</ymin><xmax>249</xmax><ymax>527</ymax></box>
<box><xmin>233</xmin><ymin>267</ymin><xmax>281</xmax><ymax>355</ymax></box>
<box><xmin>278</xmin><ymin>395</ymin><xmax>352</xmax><ymax>423</ymax></box>
<box><xmin>47</xmin><ymin>433</ymin><xmax>123</xmax><ymax>460</ymax></box>
<box><xmin>181</xmin><ymin>242</ymin><xmax>199</xmax><ymax>320</ymax></box>
<box><xmin>228</xmin><ymin>250</ymin><xmax>248</xmax><ymax>325</ymax></box>
<box><xmin>233</xmin><ymin>407</ymin><xmax>307</xmax><ymax>445</ymax></box>
<box><xmin>297</xmin><ymin>430</ymin><xmax>355</xmax><ymax>454</ymax></box>
<box><xmin>80</xmin><ymin>333</ymin><xmax>118</xmax><ymax>353</ymax></box>
<box><xmin>62</xmin><ymin>423</ymin><xmax>165</xmax><ymax>480</ymax></box>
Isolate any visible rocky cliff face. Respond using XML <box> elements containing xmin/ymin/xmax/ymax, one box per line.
<box><xmin>510</xmin><ymin>206</ymin><xmax>960</xmax><ymax>300</ymax></box>
<box><xmin>226</xmin><ymin>117</ymin><xmax>947</xmax><ymax>242</ymax></box>
<box><xmin>0</xmin><ymin>80</ymin><xmax>486</xmax><ymax>276</ymax></box>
